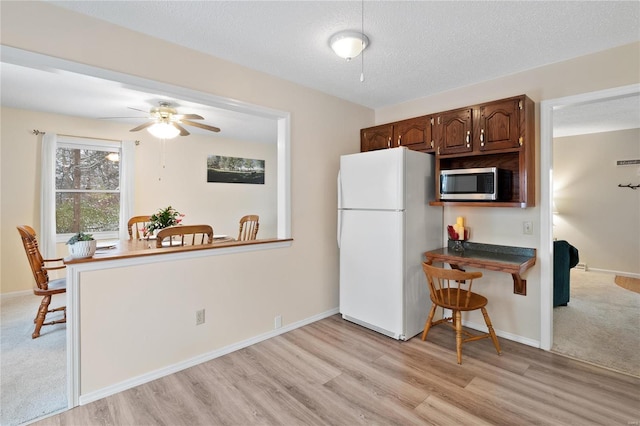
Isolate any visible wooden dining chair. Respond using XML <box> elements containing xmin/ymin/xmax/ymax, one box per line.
<box><xmin>127</xmin><ymin>215</ymin><xmax>153</xmax><ymax>239</ymax></box>
<box><xmin>237</xmin><ymin>215</ymin><xmax>259</xmax><ymax>241</ymax></box>
<box><xmin>421</xmin><ymin>262</ymin><xmax>501</xmax><ymax>364</ymax></box>
<box><xmin>156</xmin><ymin>225</ymin><xmax>214</xmax><ymax>248</ymax></box>
<box><xmin>16</xmin><ymin>225</ymin><xmax>67</xmax><ymax>338</ymax></box>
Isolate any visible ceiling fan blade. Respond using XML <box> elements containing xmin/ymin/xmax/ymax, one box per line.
<box><xmin>128</xmin><ymin>106</ymin><xmax>150</xmax><ymax>113</ymax></box>
<box><xmin>99</xmin><ymin>116</ymin><xmax>147</xmax><ymax>120</ymax></box>
<box><xmin>172</xmin><ymin>122</ymin><xmax>190</xmax><ymax>136</ymax></box>
<box><xmin>129</xmin><ymin>121</ymin><xmax>155</xmax><ymax>132</ymax></box>
<box><xmin>181</xmin><ymin>119</ymin><xmax>221</xmax><ymax>133</ymax></box>
<box><xmin>174</xmin><ymin>113</ymin><xmax>204</xmax><ymax>120</ymax></box>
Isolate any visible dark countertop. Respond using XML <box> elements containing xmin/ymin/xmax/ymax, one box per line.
<box><xmin>424</xmin><ymin>241</ymin><xmax>537</xmax><ymax>295</ymax></box>
<box><xmin>436</xmin><ymin>240</ymin><xmax>536</xmax><ymax>265</ymax></box>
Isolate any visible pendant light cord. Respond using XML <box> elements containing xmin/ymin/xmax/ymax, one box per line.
<box><xmin>360</xmin><ymin>0</ymin><xmax>365</xmax><ymax>82</ymax></box>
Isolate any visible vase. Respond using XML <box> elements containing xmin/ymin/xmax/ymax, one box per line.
<box><xmin>450</xmin><ymin>239</ymin><xmax>465</xmax><ymax>253</ymax></box>
<box><xmin>69</xmin><ymin>240</ymin><xmax>97</xmax><ymax>259</ymax></box>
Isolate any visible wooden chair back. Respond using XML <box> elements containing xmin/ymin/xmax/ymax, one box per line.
<box><xmin>421</xmin><ymin>262</ymin><xmax>501</xmax><ymax>364</ymax></box>
<box><xmin>422</xmin><ymin>263</ymin><xmax>483</xmax><ymax>310</ymax></box>
<box><xmin>237</xmin><ymin>215</ymin><xmax>259</xmax><ymax>241</ymax></box>
<box><xmin>16</xmin><ymin>225</ymin><xmax>65</xmax><ymax>291</ymax></box>
<box><xmin>156</xmin><ymin>225</ymin><xmax>214</xmax><ymax>248</ymax></box>
<box><xmin>128</xmin><ymin>215</ymin><xmax>153</xmax><ymax>239</ymax></box>
<box><xmin>17</xmin><ymin>225</ymin><xmax>67</xmax><ymax>338</ymax></box>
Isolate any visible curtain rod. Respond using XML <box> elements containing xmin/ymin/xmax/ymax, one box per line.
<box><xmin>31</xmin><ymin>130</ymin><xmax>139</xmax><ymax>145</ymax></box>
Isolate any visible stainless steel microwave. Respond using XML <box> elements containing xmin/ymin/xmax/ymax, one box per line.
<box><xmin>440</xmin><ymin>167</ymin><xmax>512</xmax><ymax>201</ymax></box>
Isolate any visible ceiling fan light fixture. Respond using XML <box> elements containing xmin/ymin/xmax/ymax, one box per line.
<box><xmin>147</xmin><ymin>121</ymin><xmax>180</xmax><ymax>139</ymax></box>
<box><xmin>329</xmin><ymin>31</ymin><xmax>369</xmax><ymax>60</ymax></box>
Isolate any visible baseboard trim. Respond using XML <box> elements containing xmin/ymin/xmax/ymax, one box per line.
<box><xmin>584</xmin><ymin>268</ymin><xmax>640</xmax><ymax>279</ymax></box>
<box><xmin>0</xmin><ymin>289</ymin><xmax>32</xmax><ymax>300</ymax></box>
<box><xmin>462</xmin><ymin>319</ymin><xmax>540</xmax><ymax>348</ymax></box>
<box><xmin>78</xmin><ymin>307</ymin><xmax>340</xmax><ymax>405</ymax></box>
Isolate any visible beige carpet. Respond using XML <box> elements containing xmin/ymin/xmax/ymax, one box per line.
<box><xmin>615</xmin><ymin>275</ymin><xmax>640</xmax><ymax>294</ymax></box>
<box><xmin>0</xmin><ymin>293</ymin><xmax>67</xmax><ymax>426</ymax></box>
<box><xmin>553</xmin><ymin>269</ymin><xmax>640</xmax><ymax>377</ymax></box>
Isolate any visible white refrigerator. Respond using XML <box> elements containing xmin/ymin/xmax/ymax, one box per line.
<box><xmin>337</xmin><ymin>147</ymin><xmax>443</xmax><ymax>340</ymax></box>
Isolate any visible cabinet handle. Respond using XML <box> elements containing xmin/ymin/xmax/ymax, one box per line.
<box><xmin>398</xmin><ymin>135</ymin><xmax>402</xmax><ymax>146</ymax></box>
<box><xmin>480</xmin><ymin>129</ymin><xmax>485</xmax><ymax>146</ymax></box>
<box><xmin>430</xmin><ymin>140</ymin><xmax>434</xmax><ymax>149</ymax></box>
<box><xmin>466</xmin><ymin>130</ymin><xmax>470</xmax><ymax>147</ymax></box>
<box><xmin>387</xmin><ymin>136</ymin><xmax>391</xmax><ymax>149</ymax></box>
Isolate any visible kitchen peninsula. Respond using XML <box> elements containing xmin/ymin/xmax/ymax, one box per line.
<box><xmin>63</xmin><ymin>237</ymin><xmax>292</xmax><ymax>408</ymax></box>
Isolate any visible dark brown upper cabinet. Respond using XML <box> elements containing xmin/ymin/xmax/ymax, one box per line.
<box><xmin>435</xmin><ymin>108</ymin><xmax>473</xmax><ymax>155</ymax></box>
<box><xmin>360</xmin><ymin>124</ymin><xmax>394</xmax><ymax>152</ymax></box>
<box><xmin>394</xmin><ymin>116</ymin><xmax>434</xmax><ymax>153</ymax></box>
<box><xmin>479</xmin><ymin>97</ymin><xmax>522</xmax><ymax>152</ymax></box>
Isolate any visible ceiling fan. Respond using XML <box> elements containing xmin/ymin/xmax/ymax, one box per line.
<box><xmin>122</xmin><ymin>102</ymin><xmax>221</xmax><ymax>139</ymax></box>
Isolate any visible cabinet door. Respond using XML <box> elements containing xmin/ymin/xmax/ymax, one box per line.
<box><xmin>361</xmin><ymin>124</ymin><xmax>394</xmax><ymax>152</ymax></box>
<box><xmin>394</xmin><ymin>116</ymin><xmax>434</xmax><ymax>153</ymax></box>
<box><xmin>479</xmin><ymin>98</ymin><xmax>521</xmax><ymax>151</ymax></box>
<box><xmin>436</xmin><ymin>108</ymin><xmax>473</xmax><ymax>155</ymax></box>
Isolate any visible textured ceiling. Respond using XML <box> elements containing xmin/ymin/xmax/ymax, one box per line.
<box><xmin>48</xmin><ymin>0</ymin><xmax>640</xmax><ymax>109</ymax></box>
<box><xmin>1</xmin><ymin>1</ymin><xmax>639</xmax><ymax>140</ymax></box>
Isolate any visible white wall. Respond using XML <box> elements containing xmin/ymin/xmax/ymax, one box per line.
<box><xmin>554</xmin><ymin>128</ymin><xmax>640</xmax><ymax>275</ymax></box>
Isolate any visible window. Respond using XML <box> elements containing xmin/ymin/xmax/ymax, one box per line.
<box><xmin>55</xmin><ymin>141</ymin><xmax>121</xmax><ymax>237</ymax></box>
<box><xmin>41</xmin><ymin>134</ymin><xmax>134</xmax><ymax>255</ymax></box>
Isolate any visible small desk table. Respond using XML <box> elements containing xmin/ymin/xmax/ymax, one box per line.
<box><xmin>424</xmin><ymin>242</ymin><xmax>537</xmax><ymax>295</ymax></box>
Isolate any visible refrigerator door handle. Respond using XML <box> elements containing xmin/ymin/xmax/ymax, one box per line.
<box><xmin>337</xmin><ymin>171</ymin><xmax>342</xmax><ymax>248</ymax></box>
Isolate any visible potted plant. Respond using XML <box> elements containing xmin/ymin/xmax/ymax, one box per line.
<box><xmin>66</xmin><ymin>232</ymin><xmax>97</xmax><ymax>259</ymax></box>
<box><xmin>145</xmin><ymin>206</ymin><xmax>184</xmax><ymax>237</ymax></box>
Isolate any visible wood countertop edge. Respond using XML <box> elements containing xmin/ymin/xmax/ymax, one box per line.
<box><xmin>64</xmin><ymin>238</ymin><xmax>293</xmax><ymax>264</ymax></box>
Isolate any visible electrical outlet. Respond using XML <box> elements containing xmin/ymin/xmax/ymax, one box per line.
<box><xmin>523</xmin><ymin>221</ymin><xmax>533</xmax><ymax>235</ymax></box>
<box><xmin>274</xmin><ymin>315</ymin><xmax>282</xmax><ymax>329</ymax></box>
<box><xmin>196</xmin><ymin>309</ymin><xmax>205</xmax><ymax>325</ymax></box>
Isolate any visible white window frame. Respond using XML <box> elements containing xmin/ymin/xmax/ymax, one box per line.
<box><xmin>41</xmin><ymin>134</ymin><xmax>134</xmax><ymax>257</ymax></box>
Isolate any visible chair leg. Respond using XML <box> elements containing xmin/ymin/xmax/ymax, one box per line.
<box><xmin>455</xmin><ymin>310</ymin><xmax>463</xmax><ymax>364</ymax></box>
<box><xmin>481</xmin><ymin>307</ymin><xmax>502</xmax><ymax>355</ymax></box>
<box><xmin>421</xmin><ymin>304</ymin><xmax>437</xmax><ymax>341</ymax></box>
<box><xmin>33</xmin><ymin>295</ymin><xmax>51</xmax><ymax>339</ymax></box>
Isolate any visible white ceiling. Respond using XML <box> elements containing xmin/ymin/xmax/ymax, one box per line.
<box><xmin>2</xmin><ymin>1</ymin><xmax>639</xmax><ymax>140</ymax></box>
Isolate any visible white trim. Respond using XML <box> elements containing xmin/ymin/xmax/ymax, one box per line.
<box><xmin>581</xmin><ymin>268</ymin><xmax>640</xmax><ymax>279</ymax></box>
<box><xmin>78</xmin><ymin>306</ymin><xmax>339</xmax><ymax>405</ymax></box>
<box><xmin>0</xmin><ymin>289</ymin><xmax>32</xmax><ymax>300</ymax></box>
<box><xmin>462</xmin><ymin>319</ymin><xmax>540</xmax><ymax>348</ymax></box>
<box><xmin>539</xmin><ymin>83</ymin><xmax>640</xmax><ymax>351</ymax></box>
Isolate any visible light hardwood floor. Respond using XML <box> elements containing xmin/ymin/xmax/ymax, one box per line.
<box><xmin>35</xmin><ymin>314</ymin><xmax>640</xmax><ymax>425</ymax></box>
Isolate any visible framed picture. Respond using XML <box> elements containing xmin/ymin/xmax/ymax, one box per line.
<box><xmin>207</xmin><ymin>155</ymin><xmax>265</xmax><ymax>184</ymax></box>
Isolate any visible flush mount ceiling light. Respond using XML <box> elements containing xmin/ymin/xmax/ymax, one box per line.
<box><xmin>329</xmin><ymin>31</ymin><xmax>369</xmax><ymax>61</ymax></box>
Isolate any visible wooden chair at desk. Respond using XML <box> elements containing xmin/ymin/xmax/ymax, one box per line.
<box><xmin>237</xmin><ymin>215</ymin><xmax>259</xmax><ymax>241</ymax></box>
<box><xmin>127</xmin><ymin>215</ymin><xmax>152</xmax><ymax>240</ymax></box>
<box><xmin>16</xmin><ymin>225</ymin><xmax>67</xmax><ymax>338</ymax></box>
<box><xmin>156</xmin><ymin>225</ymin><xmax>214</xmax><ymax>248</ymax></box>
<box><xmin>421</xmin><ymin>262</ymin><xmax>501</xmax><ymax>364</ymax></box>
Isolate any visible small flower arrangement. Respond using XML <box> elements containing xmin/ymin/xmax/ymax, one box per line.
<box><xmin>144</xmin><ymin>206</ymin><xmax>184</xmax><ymax>235</ymax></box>
<box><xmin>66</xmin><ymin>232</ymin><xmax>94</xmax><ymax>245</ymax></box>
